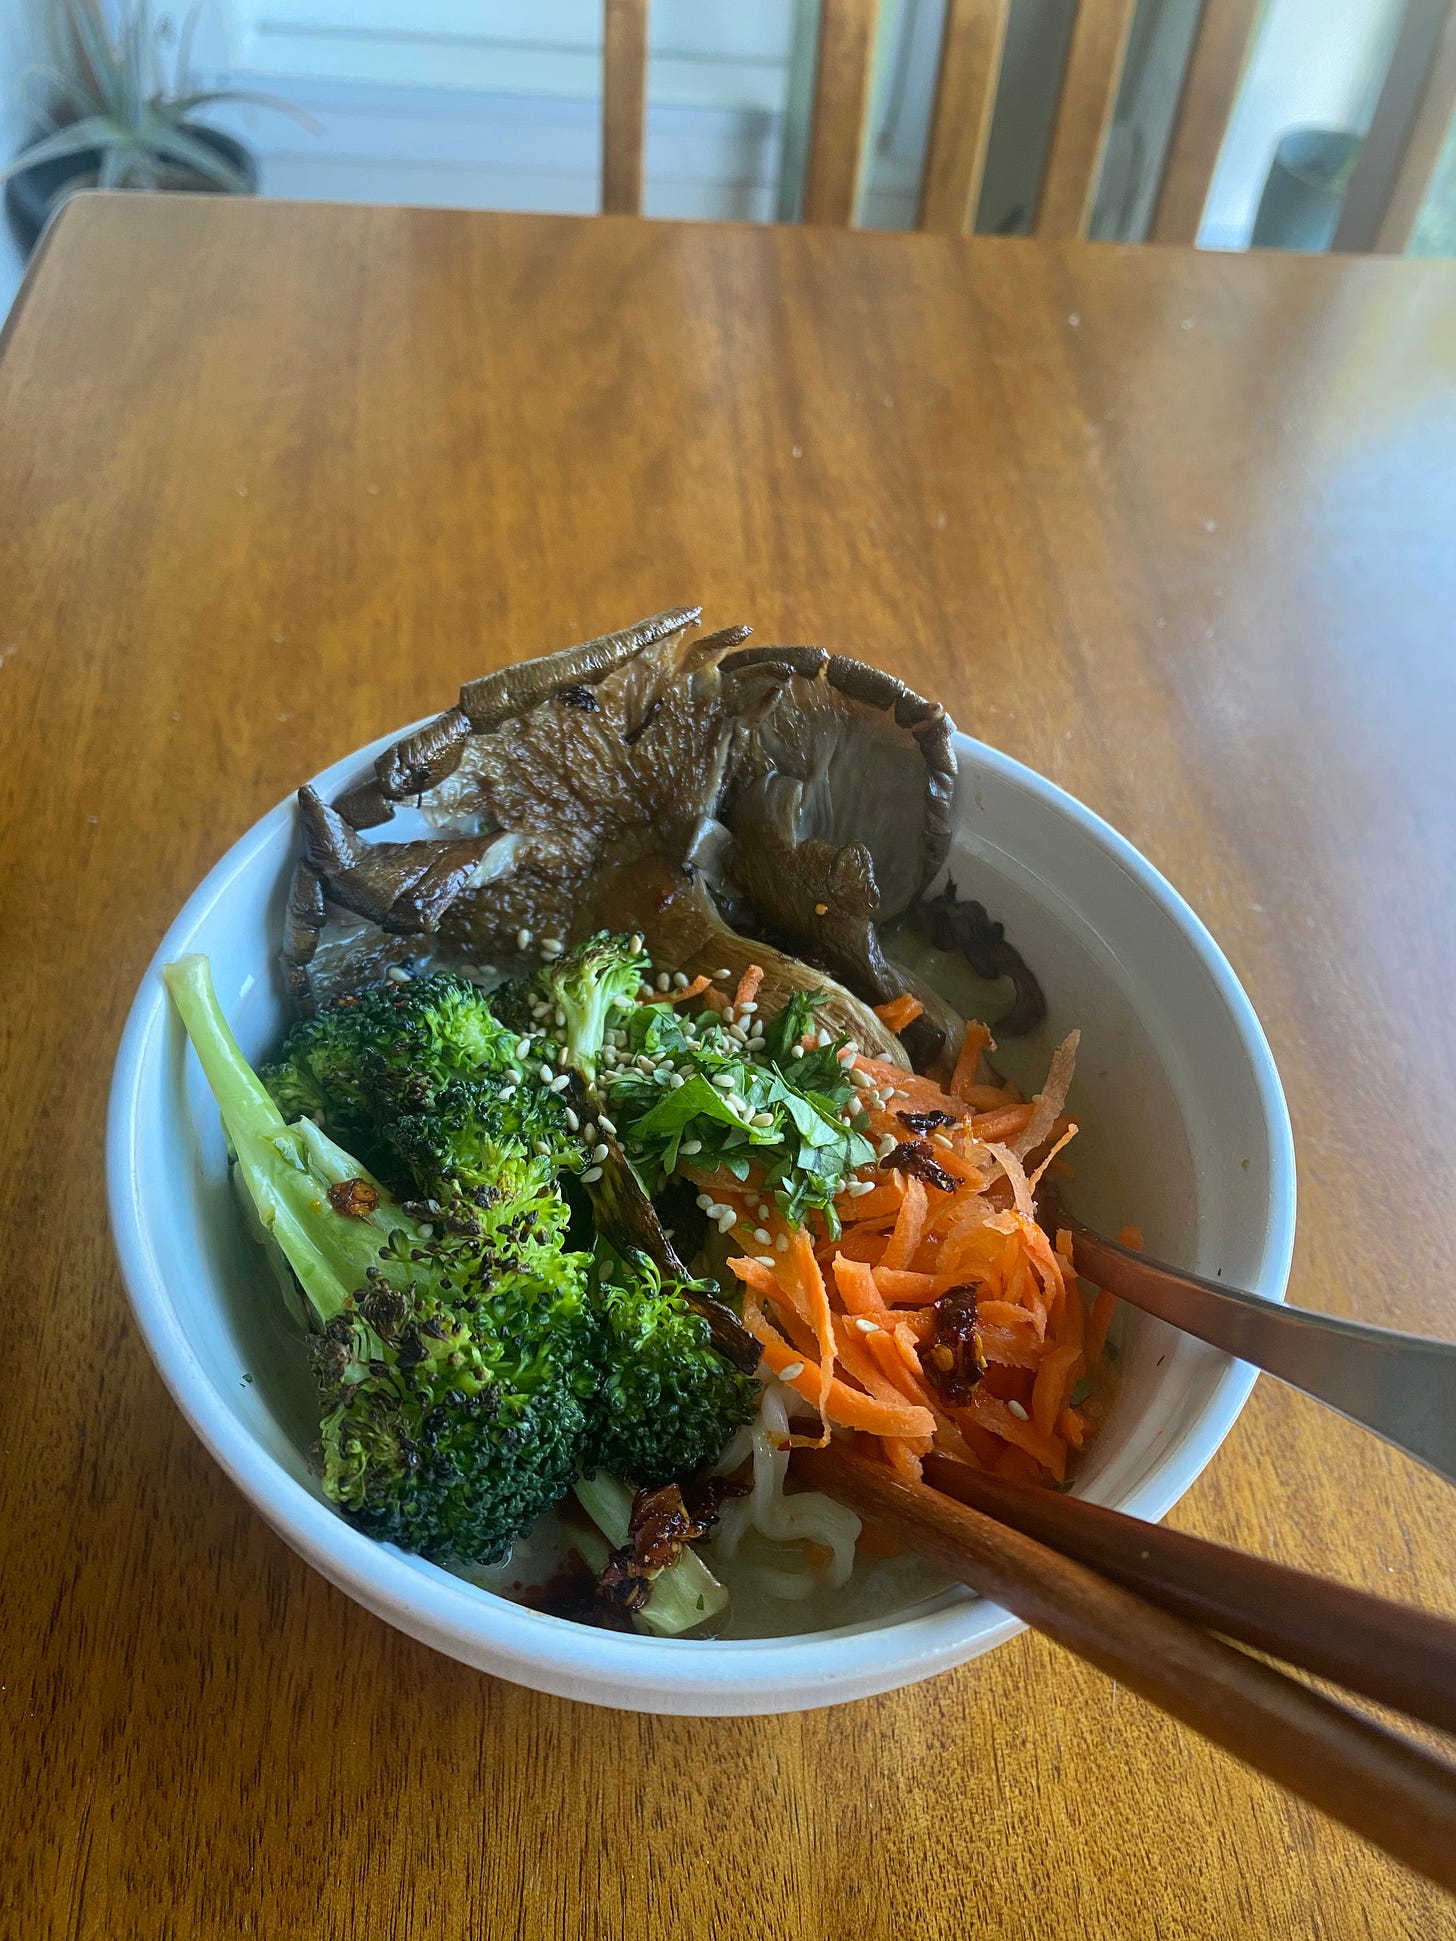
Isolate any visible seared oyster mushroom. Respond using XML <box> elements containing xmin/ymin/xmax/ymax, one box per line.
<box><xmin>281</xmin><ymin>611</ymin><xmax>965</xmax><ymax>1068</ymax></box>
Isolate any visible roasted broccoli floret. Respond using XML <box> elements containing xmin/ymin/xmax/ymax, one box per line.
<box><xmin>261</xmin><ymin>971</ymin><xmax>521</xmax><ymax>1176</ymax></box>
<box><xmin>165</xmin><ymin>955</ymin><xmax>596</xmax><ymax>1564</ymax></box>
<box><xmin>586</xmin><ymin>1248</ymin><xmax>759</xmax><ymax>1486</ymax></box>
<box><xmin>383</xmin><ymin>1073</ymin><xmax>581</xmax><ymax>1225</ymax></box>
<box><xmin>260</xmin><ymin>970</ymin><xmax>564</xmax><ymax>1198</ymax></box>
<box><xmin>534</xmin><ymin>931</ymin><xmax>650</xmax><ymax>1084</ymax></box>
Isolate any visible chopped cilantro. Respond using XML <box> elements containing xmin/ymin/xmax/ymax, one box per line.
<box><xmin>604</xmin><ymin>995</ymin><xmax>874</xmax><ymax>1235</ymax></box>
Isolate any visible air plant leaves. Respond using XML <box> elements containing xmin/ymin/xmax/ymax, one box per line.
<box><xmin>4</xmin><ymin>0</ymin><xmax>309</xmax><ymax>193</ymax></box>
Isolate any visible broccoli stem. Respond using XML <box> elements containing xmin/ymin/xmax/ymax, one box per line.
<box><xmin>162</xmin><ymin>954</ymin><xmax>378</xmax><ymax>1327</ymax></box>
<box><xmin>572</xmin><ymin>1473</ymin><xmax>729</xmax><ymax>1637</ymax></box>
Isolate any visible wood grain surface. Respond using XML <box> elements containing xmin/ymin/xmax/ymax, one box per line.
<box><xmin>2</xmin><ymin>195</ymin><xmax>1455</xmax><ymax>1940</ymax></box>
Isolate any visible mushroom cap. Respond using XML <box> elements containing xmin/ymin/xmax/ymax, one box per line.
<box><xmin>282</xmin><ymin>611</ymin><xmax>959</xmax><ymax>1065</ymax></box>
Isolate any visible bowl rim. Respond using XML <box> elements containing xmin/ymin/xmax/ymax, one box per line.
<box><xmin>106</xmin><ymin>724</ymin><xmax>1297</xmax><ymax>1711</ymax></box>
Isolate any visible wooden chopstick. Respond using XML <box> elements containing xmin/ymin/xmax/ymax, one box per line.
<box><xmin>921</xmin><ymin>1453</ymin><xmax>1456</xmax><ymax>1736</ymax></box>
<box><xmin>792</xmin><ymin>1444</ymin><xmax>1456</xmax><ymax>1892</ymax></box>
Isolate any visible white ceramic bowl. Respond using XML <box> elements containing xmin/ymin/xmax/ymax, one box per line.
<box><xmin>107</xmin><ymin>725</ymin><xmax>1296</xmax><ymax>1714</ymax></box>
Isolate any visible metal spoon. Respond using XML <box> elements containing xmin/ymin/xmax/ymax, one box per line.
<box><xmin>1063</xmin><ymin>1222</ymin><xmax>1456</xmax><ymax>1487</ymax></box>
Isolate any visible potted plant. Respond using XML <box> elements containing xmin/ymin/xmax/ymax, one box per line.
<box><xmin>3</xmin><ymin>0</ymin><xmax>309</xmax><ymax>260</ymax></box>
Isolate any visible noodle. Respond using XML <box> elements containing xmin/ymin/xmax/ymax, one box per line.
<box><xmin>710</xmin><ymin>1380</ymin><xmax>861</xmax><ymax>1597</ymax></box>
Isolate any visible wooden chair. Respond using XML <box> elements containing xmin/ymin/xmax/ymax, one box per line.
<box><xmin>601</xmin><ymin>0</ymin><xmax>1456</xmax><ymax>252</ymax></box>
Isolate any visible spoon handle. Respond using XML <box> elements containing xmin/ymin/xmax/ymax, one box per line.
<box><xmin>1068</xmin><ymin>1225</ymin><xmax>1456</xmax><ymax>1487</ymax></box>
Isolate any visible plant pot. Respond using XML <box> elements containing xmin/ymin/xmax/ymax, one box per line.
<box><xmin>1252</xmin><ymin>128</ymin><xmax>1360</xmax><ymax>253</ymax></box>
<box><xmin>4</xmin><ymin>126</ymin><xmax>257</xmax><ymax>261</ymax></box>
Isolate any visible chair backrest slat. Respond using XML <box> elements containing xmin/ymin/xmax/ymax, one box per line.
<box><xmin>596</xmin><ymin>0</ymin><xmax>1449</xmax><ymax>257</ymax></box>
<box><xmin>803</xmin><ymin>0</ymin><xmax>883</xmax><ymax>226</ymax></box>
<box><xmin>1147</xmin><ymin>0</ymin><xmax>1260</xmax><ymax>245</ymax></box>
<box><xmin>1334</xmin><ymin>0</ymin><xmax>1456</xmax><ymax>253</ymax></box>
<box><xmin>917</xmin><ymin>0</ymin><xmax>1011</xmax><ymax>235</ymax></box>
<box><xmin>602</xmin><ymin>0</ymin><xmax>649</xmax><ymax>216</ymax></box>
<box><xmin>1034</xmin><ymin>0</ymin><xmax>1138</xmax><ymax>240</ymax></box>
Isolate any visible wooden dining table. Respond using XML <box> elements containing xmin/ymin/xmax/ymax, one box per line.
<box><xmin>3</xmin><ymin>192</ymin><xmax>1454</xmax><ymax>1938</ymax></box>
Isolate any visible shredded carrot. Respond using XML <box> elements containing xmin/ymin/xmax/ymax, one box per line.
<box><xmin>643</xmin><ymin>972</ymin><xmax>712</xmax><ymax>1006</ymax></box>
<box><xmin>879</xmin><ymin>1173</ymin><xmax>928</xmax><ymax>1271</ymax></box>
<box><xmin>1117</xmin><ymin>1225</ymin><xmax>1145</xmax><ymax>1252</ymax></box>
<box><xmin>831</xmin><ymin>1255</ymin><xmax>895</xmax><ymax>1319</ymax></box>
<box><xmin>873</xmin><ymin>993</ymin><xmax>925</xmax><ymax>1034</ymax></box>
<box><xmin>740</xmin><ymin>1309</ymin><xmax>936</xmax><ymax>1438</ymax></box>
<box><xmin>707</xmin><ymin>1023</ymin><xmax>1123</xmax><ymax>1492</ymax></box>
<box><xmin>732</xmin><ymin>964</ymin><xmax>764</xmax><ymax>1011</ymax></box>
<box><xmin>793</xmin><ymin>1228</ymin><xmax>836</xmax><ymax>1448</ymax></box>
<box><xmin>950</xmin><ymin>1020</ymin><xmax>993</xmax><ymax>1099</ymax></box>
<box><xmin>971</xmin><ymin>1102</ymin><xmax>1037</xmax><ymax>1143</ymax></box>
<box><xmin>1086</xmin><ymin>1288</ymin><xmax>1117</xmax><ymax>1365</ymax></box>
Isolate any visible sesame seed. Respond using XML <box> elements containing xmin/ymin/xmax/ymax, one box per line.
<box><xmin>590</xmin><ymin>1142</ymin><xmax>609</xmax><ymax>1162</ymax></box>
<box><xmin>517</xmin><ymin>928</ymin><xmax>533</xmax><ymax>950</ymax></box>
<box><xmin>548</xmin><ymin>1073</ymin><xmax>571</xmax><ymax>1093</ymax></box>
<box><xmin>553</xmin><ymin>1007</ymin><xmax>566</xmax><ymax>1028</ymax></box>
<box><xmin>753</xmin><ymin>1255</ymin><xmax>776</xmax><ymax>1269</ymax></box>
<box><xmin>563</xmin><ymin>1109</ymin><xmax>580</xmax><ymax>1131</ymax></box>
<box><xmin>751</xmin><ymin>1110</ymin><xmax>775</xmax><ymax>1129</ymax></box>
<box><xmin>556</xmin><ymin>1047</ymin><xmax>570</xmax><ymax>1067</ymax></box>
<box><xmin>696</xmin><ymin>1193</ymin><xmax>713</xmax><ymax>1210</ymax></box>
<box><xmin>533</xmin><ymin>1141</ymin><xmax>550</xmax><ymax>1157</ymax></box>
<box><xmin>680</xmin><ymin>1138</ymin><xmax>702</xmax><ymax>1155</ymax></box>
<box><xmin>668</xmin><ymin>1074</ymin><xmax>685</xmax><ymax>1089</ymax></box>
<box><xmin>876</xmin><ymin>1132</ymin><xmax>898</xmax><ymax>1158</ymax></box>
<box><xmin>386</xmin><ymin>965</ymin><xmax>410</xmax><ymax>983</ymax></box>
<box><xmin>672</xmin><ymin>971</ymin><xmax>689</xmax><ymax>989</ymax></box>
<box><xmin>581</xmin><ymin>1165</ymin><xmax>603</xmax><ymax>1183</ymax></box>
<box><xmin>538</xmin><ymin>1064</ymin><xmax>554</xmax><ymax>1085</ymax></box>
<box><xmin>726</xmin><ymin>1096</ymin><xmax>747</xmax><ymax>1117</ymax></box>
<box><xmin>934</xmin><ymin>1132</ymin><xmax>954</xmax><ymax>1150</ymax></box>
<box><xmin>853</xmin><ymin>1317</ymin><xmax>879</xmax><ymax>1333</ymax></box>
<box><xmin>1007</xmin><ymin>1399</ymin><xmax>1030</xmax><ymax>1421</ymax></box>
<box><xmin>714</xmin><ymin>967</ymin><xmax>732</xmax><ymax>980</ymax></box>
<box><xmin>775</xmin><ymin>1233</ymin><xmax>789</xmax><ymax>1253</ymax></box>
<box><xmin>837</xmin><ymin>1047</ymin><xmax>856</xmax><ymax>1067</ymax></box>
<box><xmin>753</xmin><ymin>1226</ymin><xmax>772</xmax><ymax>1246</ymax></box>
<box><xmin>715</xmin><ymin>1208</ymin><xmax>738</xmax><ymax>1233</ymax></box>
<box><xmin>597</xmin><ymin>1115</ymin><xmax>616</xmax><ymax>1135</ymax></box>
<box><xmin>737</xmin><ymin>1000</ymin><xmax>758</xmax><ymax>1015</ymax></box>
<box><xmin>629</xmin><ymin>933</ymin><xmax>644</xmax><ymax>953</ymax></box>
<box><xmin>756</xmin><ymin>1202</ymin><xmax>771</xmax><ymax>1220</ymax></box>
<box><xmin>850</xmin><ymin>1070</ymin><xmax>874</xmax><ymax>1090</ymax></box>
<box><xmin>711</xmin><ymin>1073</ymin><xmax>736</xmax><ymax>1091</ymax></box>
<box><xmin>656</xmin><ymin>972</ymin><xmax>671</xmax><ymax>992</ymax></box>
<box><xmin>780</xmin><ymin>1361</ymin><xmax>805</xmax><ymax>1382</ymax></box>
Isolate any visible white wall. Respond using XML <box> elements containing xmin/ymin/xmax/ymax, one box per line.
<box><xmin>1200</xmin><ymin>0</ymin><xmax>1406</xmax><ymax>249</ymax></box>
<box><xmin>0</xmin><ymin>0</ymin><xmax>42</xmax><ymax>314</ymax></box>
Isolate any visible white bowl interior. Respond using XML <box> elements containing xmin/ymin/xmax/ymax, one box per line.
<box><xmin>108</xmin><ymin>727</ymin><xmax>1295</xmax><ymax>1713</ymax></box>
